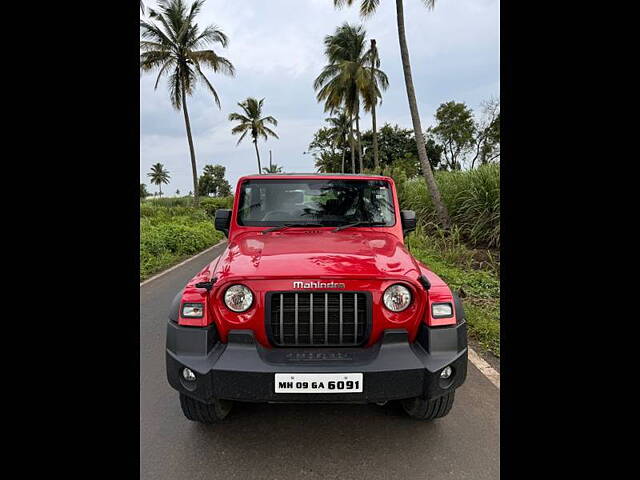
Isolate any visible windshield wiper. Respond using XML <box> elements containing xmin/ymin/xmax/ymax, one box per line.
<box><xmin>334</xmin><ymin>221</ymin><xmax>387</xmax><ymax>232</ymax></box>
<box><xmin>261</xmin><ymin>223</ymin><xmax>324</xmax><ymax>234</ymax></box>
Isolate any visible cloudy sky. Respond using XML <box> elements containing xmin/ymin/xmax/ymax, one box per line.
<box><xmin>140</xmin><ymin>0</ymin><xmax>499</xmax><ymax>195</ymax></box>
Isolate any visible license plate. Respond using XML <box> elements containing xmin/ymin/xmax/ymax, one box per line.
<box><xmin>274</xmin><ymin>373</ymin><xmax>363</xmax><ymax>393</ymax></box>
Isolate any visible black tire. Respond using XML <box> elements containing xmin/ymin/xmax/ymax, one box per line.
<box><xmin>401</xmin><ymin>391</ymin><xmax>456</xmax><ymax>420</ymax></box>
<box><xmin>179</xmin><ymin>394</ymin><xmax>233</xmax><ymax>424</ymax></box>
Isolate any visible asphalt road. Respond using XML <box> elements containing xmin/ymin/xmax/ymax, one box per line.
<box><xmin>140</xmin><ymin>242</ymin><xmax>500</xmax><ymax>480</ymax></box>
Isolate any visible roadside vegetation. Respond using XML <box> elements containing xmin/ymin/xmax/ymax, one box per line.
<box><xmin>139</xmin><ymin>197</ymin><xmax>233</xmax><ymax>281</ymax></box>
<box><xmin>396</xmin><ymin>165</ymin><xmax>500</xmax><ymax>356</ymax></box>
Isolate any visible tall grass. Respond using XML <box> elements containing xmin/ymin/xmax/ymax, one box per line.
<box><xmin>400</xmin><ymin>164</ymin><xmax>499</xmax><ymax>248</ymax></box>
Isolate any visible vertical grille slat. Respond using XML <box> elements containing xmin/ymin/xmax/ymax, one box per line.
<box><xmin>354</xmin><ymin>293</ymin><xmax>358</xmax><ymax>345</ymax></box>
<box><xmin>324</xmin><ymin>293</ymin><xmax>328</xmax><ymax>345</ymax></box>
<box><xmin>339</xmin><ymin>293</ymin><xmax>343</xmax><ymax>345</ymax></box>
<box><xmin>269</xmin><ymin>291</ymin><xmax>368</xmax><ymax>347</ymax></box>
<box><xmin>294</xmin><ymin>293</ymin><xmax>299</xmax><ymax>345</ymax></box>
<box><xmin>279</xmin><ymin>294</ymin><xmax>284</xmax><ymax>344</ymax></box>
<box><xmin>309</xmin><ymin>293</ymin><xmax>314</xmax><ymax>345</ymax></box>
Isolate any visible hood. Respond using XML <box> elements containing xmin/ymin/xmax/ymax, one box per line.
<box><xmin>214</xmin><ymin>230</ymin><xmax>421</xmax><ymax>281</ymax></box>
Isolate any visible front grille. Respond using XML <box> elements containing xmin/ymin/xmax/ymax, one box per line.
<box><xmin>267</xmin><ymin>292</ymin><xmax>370</xmax><ymax>347</ymax></box>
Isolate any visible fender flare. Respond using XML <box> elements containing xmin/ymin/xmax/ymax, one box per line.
<box><xmin>168</xmin><ymin>289</ymin><xmax>184</xmax><ymax>322</ymax></box>
<box><xmin>452</xmin><ymin>291</ymin><xmax>466</xmax><ymax>323</ymax></box>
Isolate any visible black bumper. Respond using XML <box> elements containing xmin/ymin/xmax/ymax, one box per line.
<box><xmin>166</xmin><ymin>322</ymin><xmax>467</xmax><ymax>404</ymax></box>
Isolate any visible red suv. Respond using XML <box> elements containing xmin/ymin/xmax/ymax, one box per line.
<box><xmin>166</xmin><ymin>174</ymin><xmax>467</xmax><ymax>423</ymax></box>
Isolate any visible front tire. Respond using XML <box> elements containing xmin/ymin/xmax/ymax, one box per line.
<box><xmin>401</xmin><ymin>391</ymin><xmax>455</xmax><ymax>420</ymax></box>
<box><xmin>179</xmin><ymin>393</ymin><xmax>233</xmax><ymax>424</ymax></box>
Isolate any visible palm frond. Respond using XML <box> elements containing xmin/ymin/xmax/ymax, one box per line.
<box><xmin>189</xmin><ymin>50</ymin><xmax>235</xmax><ymax>76</ymax></box>
<box><xmin>421</xmin><ymin>0</ymin><xmax>436</xmax><ymax>10</ymax></box>
<box><xmin>262</xmin><ymin>126</ymin><xmax>279</xmax><ymax>139</ymax></box>
<box><xmin>234</xmin><ymin>129</ymin><xmax>249</xmax><ymax>146</ymax></box>
<box><xmin>360</xmin><ymin>0</ymin><xmax>380</xmax><ymax>17</ymax></box>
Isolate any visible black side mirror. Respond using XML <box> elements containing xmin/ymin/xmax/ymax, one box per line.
<box><xmin>400</xmin><ymin>210</ymin><xmax>417</xmax><ymax>236</ymax></box>
<box><xmin>214</xmin><ymin>209</ymin><xmax>232</xmax><ymax>237</ymax></box>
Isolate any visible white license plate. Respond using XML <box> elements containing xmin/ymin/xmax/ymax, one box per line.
<box><xmin>274</xmin><ymin>373</ymin><xmax>363</xmax><ymax>393</ymax></box>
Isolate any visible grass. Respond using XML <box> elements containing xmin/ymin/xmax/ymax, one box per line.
<box><xmin>139</xmin><ymin>199</ymin><xmax>227</xmax><ymax>281</ymax></box>
<box><xmin>400</xmin><ymin>164</ymin><xmax>500</xmax><ymax>248</ymax></box>
<box><xmin>406</xmin><ymin>225</ymin><xmax>500</xmax><ymax>357</ymax></box>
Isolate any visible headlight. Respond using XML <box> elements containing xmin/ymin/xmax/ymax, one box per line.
<box><xmin>224</xmin><ymin>284</ymin><xmax>254</xmax><ymax>312</ymax></box>
<box><xmin>182</xmin><ymin>302</ymin><xmax>204</xmax><ymax>318</ymax></box>
<box><xmin>383</xmin><ymin>284</ymin><xmax>412</xmax><ymax>312</ymax></box>
<box><xmin>432</xmin><ymin>302</ymin><xmax>453</xmax><ymax>318</ymax></box>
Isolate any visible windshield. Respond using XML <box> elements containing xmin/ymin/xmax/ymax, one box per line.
<box><xmin>237</xmin><ymin>179</ymin><xmax>396</xmax><ymax>227</ymax></box>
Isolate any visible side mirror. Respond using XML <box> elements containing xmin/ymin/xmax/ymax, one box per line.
<box><xmin>214</xmin><ymin>209</ymin><xmax>232</xmax><ymax>237</ymax></box>
<box><xmin>400</xmin><ymin>210</ymin><xmax>417</xmax><ymax>236</ymax></box>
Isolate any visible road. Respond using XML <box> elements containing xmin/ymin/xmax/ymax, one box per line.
<box><xmin>140</xmin><ymin>242</ymin><xmax>500</xmax><ymax>480</ymax></box>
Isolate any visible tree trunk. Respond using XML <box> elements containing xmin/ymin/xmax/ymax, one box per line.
<box><xmin>349</xmin><ymin>114</ymin><xmax>356</xmax><ymax>173</ymax></box>
<box><xmin>395</xmin><ymin>0</ymin><xmax>450</xmax><ymax>229</ymax></box>
<box><xmin>181</xmin><ymin>86</ymin><xmax>199</xmax><ymax>205</ymax></box>
<box><xmin>356</xmin><ymin>114</ymin><xmax>363</xmax><ymax>173</ymax></box>
<box><xmin>341</xmin><ymin>148</ymin><xmax>346</xmax><ymax>173</ymax></box>
<box><xmin>371</xmin><ymin>39</ymin><xmax>379</xmax><ymax>172</ymax></box>
<box><xmin>254</xmin><ymin>140</ymin><xmax>262</xmax><ymax>173</ymax></box>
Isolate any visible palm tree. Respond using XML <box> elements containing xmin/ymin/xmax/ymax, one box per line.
<box><xmin>333</xmin><ymin>0</ymin><xmax>451</xmax><ymax>228</ymax></box>
<box><xmin>140</xmin><ymin>0</ymin><xmax>235</xmax><ymax>205</ymax></box>
<box><xmin>229</xmin><ymin>97</ymin><xmax>279</xmax><ymax>174</ymax></box>
<box><xmin>314</xmin><ymin>23</ymin><xmax>387</xmax><ymax>173</ymax></box>
<box><xmin>148</xmin><ymin>163</ymin><xmax>171</xmax><ymax>197</ymax></box>
<box><xmin>325</xmin><ymin>110</ymin><xmax>351</xmax><ymax>172</ymax></box>
<box><xmin>262</xmin><ymin>163</ymin><xmax>283</xmax><ymax>174</ymax></box>
<box><xmin>369</xmin><ymin>39</ymin><xmax>380</xmax><ymax>171</ymax></box>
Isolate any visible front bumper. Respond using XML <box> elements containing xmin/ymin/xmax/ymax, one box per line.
<box><xmin>166</xmin><ymin>322</ymin><xmax>467</xmax><ymax>404</ymax></box>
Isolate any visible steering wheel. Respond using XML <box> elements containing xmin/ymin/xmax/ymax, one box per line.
<box><xmin>262</xmin><ymin>210</ymin><xmax>292</xmax><ymax>221</ymax></box>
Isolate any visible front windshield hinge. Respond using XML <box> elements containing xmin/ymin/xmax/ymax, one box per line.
<box><xmin>195</xmin><ymin>277</ymin><xmax>217</xmax><ymax>291</ymax></box>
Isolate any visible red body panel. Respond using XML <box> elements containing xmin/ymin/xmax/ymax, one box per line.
<box><xmin>178</xmin><ymin>174</ymin><xmax>459</xmax><ymax>346</ymax></box>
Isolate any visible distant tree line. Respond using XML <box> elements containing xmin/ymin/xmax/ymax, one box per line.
<box><xmin>310</xmin><ymin>98</ymin><xmax>500</xmax><ymax>175</ymax></box>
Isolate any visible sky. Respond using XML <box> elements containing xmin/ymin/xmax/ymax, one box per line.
<box><xmin>140</xmin><ymin>0</ymin><xmax>499</xmax><ymax>195</ymax></box>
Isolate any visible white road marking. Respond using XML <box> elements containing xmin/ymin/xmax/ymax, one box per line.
<box><xmin>140</xmin><ymin>240</ymin><xmax>501</xmax><ymax>388</ymax></box>
<box><xmin>468</xmin><ymin>347</ymin><xmax>500</xmax><ymax>389</ymax></box>
<box><xmin>139</xmin><ymin>241</ymin><xmax>226</xmax><ymax>287</ymax></box>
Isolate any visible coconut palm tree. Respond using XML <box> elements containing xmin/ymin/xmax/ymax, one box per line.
<box><xmin>369</xmin><ymin>39</ymin><xmax>381</xmax><ymax>171</ymax></box>
<box><xmin>147</xmin><ymin>163</ymin><xmax>171</xmax><ymax>197</ymax></box>
<box><xmin>325</xmin><ymin>110</ymin><xmax>352</xmax><ymax>172</ymax></box>
<box><xmin>262</xmin><ymin>163</ymin><xmax>284</xmax><ymax>174</ymax></box>
<box><xmin>140</xmin><ymin>0</ymin><xmax>235</xmax><ymax>205</ymax></box>
<box><xmin>333</xmin><ymin>0</ymin><xmax>451</xmax><ymax>227</ymax></box>
<box><xmin>229</xmin><ymin>97</ymin><xmax>279</xmax><ymax>174</ymax></box>
<box><xmin>313</xmin><ymin>23</ymin><xmax>387</xmax><ymax>173</ymax></box>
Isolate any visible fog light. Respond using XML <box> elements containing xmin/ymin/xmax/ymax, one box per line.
<box><xmin>440</xmin><ymin>366</ymin><xmax>453</xmax><ymax>379</ymax></box>
<box><xmin>182</xmin><ymin>368</ymin><xmax>196</xmax><ymax>382</ymax></box>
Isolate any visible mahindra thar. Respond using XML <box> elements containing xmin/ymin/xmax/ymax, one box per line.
<box><xmin>166</xmin><ymin>174</ymin><xmax>467</xmax><ymax>423</ymax></box>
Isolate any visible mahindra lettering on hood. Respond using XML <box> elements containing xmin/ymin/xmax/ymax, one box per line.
<box><xmin>166</xmin><ymin>174</ymin><xmax>468</xmax><ymax>424</ymax></box>
<box><xmin>292</xmin><ymin>281</ymin><xmax>345</xmax><ymax>289</ymax></box>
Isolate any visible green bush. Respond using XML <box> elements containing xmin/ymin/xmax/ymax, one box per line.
<box><xmin>139</xmin><ymin>202</ymin><xmax>225</xmax><ymax>281</ymax></box>
<box><xmin>200</xmin><ymin>196</ymin><xmax>234</xmax><ymax>217</ymax></box>
<box><xmin>401</xmin><ymin>164</ymin><xmax>500</xmax><ymax>248</ymax></box>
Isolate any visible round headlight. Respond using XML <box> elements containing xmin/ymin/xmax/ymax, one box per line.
<box><xmin>383</xmin><ymin>284</ymin><xmax>412</xmax><ymax>312</ymax></box>
<box><xmin>224</xmin><ymin>284</ymin><xmax>254</xmax><ymax>312</ymax></box>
